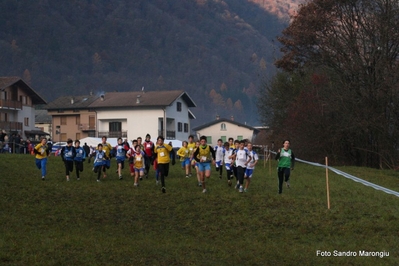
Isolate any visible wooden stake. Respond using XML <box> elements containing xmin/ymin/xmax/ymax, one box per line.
<box><xmin>264</xmin><ymin>145</ymin><xmax>267</xmax><ymax>168</ymax></box>
<box><xmin>325</xmin><ymin>157</ymin><xmax>330</xmax><ymax>209</ymax></box>
<box><xmin>269</xmin><ymin>150</ymin><xmax>271</xmax><ymax>176</ymax></box>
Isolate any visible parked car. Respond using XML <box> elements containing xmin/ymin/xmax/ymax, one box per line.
<box><xmin>52</xmin><ymin>142</ymin><xmax>67</xmax><ymax>154</ymax></box>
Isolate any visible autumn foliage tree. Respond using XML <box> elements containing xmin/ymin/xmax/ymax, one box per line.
<box><xmin>259</xmin><ymin>0</ymin><xmax>399</xmax><ymax>168</ymax></box>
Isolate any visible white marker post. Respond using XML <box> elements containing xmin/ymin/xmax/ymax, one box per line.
<box><xmin>325</xmin><ymin>157</ymin><xmax>330</xmax><ymax>209</ymax></box>
<box><xmin>264</xmin><ymin>145</ymin><xmax>267</xmax><ymax>168</ymax></box>
<box><xmin>268</xmin><ymin>148</ymin><xmax>271</xmax><ymax>177</ymax></box>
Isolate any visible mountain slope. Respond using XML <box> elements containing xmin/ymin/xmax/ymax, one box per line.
<box><xmin>0</xmin><ymin>0</ymin><xmax>298</xmax><ymax>125</ymax></box>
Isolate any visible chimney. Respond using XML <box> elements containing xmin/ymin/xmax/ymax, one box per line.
<box><xmin>70</xmin><ymin>98</ymin><xmax>74</xmax><ymax>104</ymax></box>
<box><xmin>230</xmin><ymin>115</ymin><xmax>234</xmax><ymax>121</ymax></box>
<box><xmin>216</xmin><ymin>115</ymin><xmax>220</xmax><ymax>120</ymax></box>
<box><xmin>136</xmin><ymin>95</ymin><xmax>141</xmax><ymax>104</ymax></box>
<box><xmin>100</xmin><ymin>94</ymin><xmax>104</xmax><ymax>101</ymax></box>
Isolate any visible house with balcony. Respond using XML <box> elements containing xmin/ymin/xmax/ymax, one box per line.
<box><xmin>87</xmin><ymin>90</ymin><xmax>196</xmax><ymax>141</ymax></box>
<box><xmin>46</xmin><ymin>94</ymin><xmax>99</xmax><ymax>142</ymax></box>
<box><xmin>0</xmin><ymin>77</ymin><xmax>47</xmax><ymax>140</ymax></box>
<box><xmin>192</xmin><ymin>116</ymin><xmax>259</xmax><ymax>146</ymax></box>
<box><xmin>46</xmin><ymin>90</ymin><xmax>196</xmax><ymax>142</ymax></box>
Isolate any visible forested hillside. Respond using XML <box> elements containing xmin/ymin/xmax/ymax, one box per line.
<box><xmin>0</xmin><ymin>0</ymin><xmax>296</xmax><ymax>125</ymax></box>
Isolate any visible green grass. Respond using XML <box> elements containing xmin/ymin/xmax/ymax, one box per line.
<box><xmin>1</xmin><ymin>154</ymin><xmax>399</xmax><ymax>265</ymax></box>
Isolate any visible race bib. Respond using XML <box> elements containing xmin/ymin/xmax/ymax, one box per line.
<box><xmin>147</xmin><ymin>144</ymin><xmax>151</xmax><ymax>148</ymax></box>
<box><xmin>201</xmin><ymin>156</ymin><xmax>207</xmax><ymax>161</ymax></box>
<box><xmin>136</xmin><ymin>156</ymin><xmax>142</xmax><ymax>161</ymax></box>
<box><xmin>160</xmin><ymin>152</ymin><xmax>165</xmax><ymax>157</ymax></box>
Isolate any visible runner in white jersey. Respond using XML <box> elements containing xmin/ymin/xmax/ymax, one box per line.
<box><xmin>235</xmin><ymin>140</ymin><xmax>252</xmax><ymax>193</ymax></box>
<box><xmin>244</xmin><ymin>143</ymin><xmax>258</xmax><ymax>192</ymax></box>
<box><xmin>223</xmin><ymin>142</ymin><xmax>235</xmax><ymax>186</ymax></box>
<box><xmin>214</xmin><ymin>139</ymin><xmax>224</xmax><ymax>179</ymax></box>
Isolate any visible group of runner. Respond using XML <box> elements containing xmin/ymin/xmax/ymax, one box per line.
<box><xmin>32</xmin><ymin>134</ymin><xmax>295</xmax><ymax>194</ymax></box>
<box><xmin>176</xmin><ymin>135</ymin><xmax>261</xmax><ymax>193</ymax></box>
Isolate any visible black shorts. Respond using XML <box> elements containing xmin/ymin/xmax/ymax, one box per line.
<box><xmin>158</xmin><ymin>163</ymin><xmax>170</xmax><ymax>177</ymax></box>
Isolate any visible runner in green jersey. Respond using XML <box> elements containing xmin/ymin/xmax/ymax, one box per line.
<box><xmin>275</xmin><ymin>140</ymin><xmax>295</xmax><ymax>194</ymax></box>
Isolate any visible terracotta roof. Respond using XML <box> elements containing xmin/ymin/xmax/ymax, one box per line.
<box><xmin>192</xmin><ymin>118</ymin><xmax>259</xmax><ymax>132</ymax></box>
<box><xmin>88</xmin><ymin>90</ymin><xmax>196</xmax><ymax>108</ymax></box>
<box><xmin>46</xmin><ymin>94</ymin><xmax>99</xmax><ymax>110</ymax></box>
<box><xmin>0</xmin><ymin>77</ymin><xmax>46</xmax><ymax>104</ymax></box>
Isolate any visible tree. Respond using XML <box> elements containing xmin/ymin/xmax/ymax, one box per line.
<box><xmin>23</xmin><ymin>69</ymin><xmax>31</xmax><ymax>84</ymax></box>
<box><xmin>209</xmin><ymin>88</ymin><xmax>226</xmax><ymax>108</ymax></box>
<box><xmin>268</xmin><ymin>0</ymin><xmax>399</xmax><ymax>168</ymax></box>
<box><xmin>259</xmin><ymin>57</ymin><xmax>266</xmax><ymax>70</ymax></box>
<box><xmin>220</xmin><ymin>82</ymin><xmax>227</xmax><ymax>92</ymax></box>
<box><xmin>158</xmin><ymin>75</ymin><xmax>165</xmax><ymax>88</ymax></box>
<box><xmin>92</xmin><ymin>52</ymin><xmax>103</xmax><ymax>73</ymax></box>
<box><xmin>226</xmin><ymin>98</ymin><xmax>233</xmax><ymax>111</ymax></box>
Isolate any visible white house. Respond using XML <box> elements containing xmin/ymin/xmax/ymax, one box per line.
<box><xmin>192</xmin><ymin>117</ymin><xmax>259</xmax><ymax>146</ymax></box>
<box><xmin>0</xmin><ymin>77</ymin><xmax>47</xmax><ymax>140</ymax></box>
<box><xmin>90</xmin><ymin>90</ymin><xmax>196</xmax><ymax>141</ymax></box>
<box><xmin>46</xmin><ymin>90</ymin><xmax>196</xmax><ymax>142</ymax></box>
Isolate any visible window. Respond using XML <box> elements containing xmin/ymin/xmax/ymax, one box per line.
<box><xmin>0</xmin><ymin>112</ymin><xmax>8</xmax><ymax>121</ymax></box>
<box><xmin>184</xmin><ymin>123</ymin><xmax>188</xmax><ymax>133</ymax></box>
<box><xmin>60</xmin><ymin>133</ymin><xmax>67</xmax><ymax>141</ymax></box>
<box><xmin>178</xmin><ymin>122</ymin><xmax>182</xmax><ymax>132</ymax></box>
<box><xmin>76</xmin><ymin>116</ymin><xmax>80</xmax><ymax>125</ymax></box>
<box><xmin>20</xmin><ymin>96</ymin><xmax>27</xmax><ymax>104</ymax></box>
<box><xmin>89</xmin><ymin>116</ymin><xmax>95</xmax><ymax>129</ymax></box>
<box><xmin>1</xmin><ymin>91</ymin><xmax>7</xmax><ymax>100</ymax></box>
<box><xmin>24</xmin><ymin>117</ymin><xmax>29</xmax><ymax>126</ymax></box>
<box><xmin>221</xmin><ymin>123</ymin><xmax>226</xmax><ymax>131</ymax></box>
<box><xmin>109</xmin><ymin>122</ymin><xmax>121</xmax><ymax>132</ymax></box>
<box><xmin>177</xmin><ymin>102</ymin><xmax>182</xmax><ymax>112</ymax></box>
<box><xmin>61</xmin><ymin>116</ymin><xmax>67</xmax><ymax>125</ymax></box>
<box><xmin>237</xmin><ymin>135</ymin><xmax>243</xmax><ymax>141</ymax></box>
<box><xmin>206</xmin><ymin>136</ymin><xmax>212</xmax><ymax>144</ymax></box>
<box><xmin>76</xmin><ymin>133</ymin><xmax>81</xmax><ymax>140</ymax></box>
<box><xmin>221</xmin><ymin>136</ymin><xmax>226</xmax><ymax>142</ymax></box>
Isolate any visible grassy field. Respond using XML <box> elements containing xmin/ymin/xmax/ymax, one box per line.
<box><xmin>1</xmin><ymin>154</ymin><xmax>399</xmax><ymax>265</ymax></box>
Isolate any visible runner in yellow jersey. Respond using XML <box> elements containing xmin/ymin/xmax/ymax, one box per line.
<box><xmin>177</xmin><ymin>141</ymin><xmax>190</xmax><ymax>178</ymax></box>
<box><xmin>154</xmin><ymin>136</ymin><xmax>175</xmax><ymax>193</ymax></box>
<box><xmin>192</xmin><ymin>136</ymin><xmax>215</xmax><ymax>193</ymax></box>
<box><xmin>187</xmin><ymin>135</ymin><xmax>196</xmax><ymax>177</ymax></box>
<box><xmin>34</xmin><ymin>137</ymin><xmax>50</xmax><ymax>180</ymax></box>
